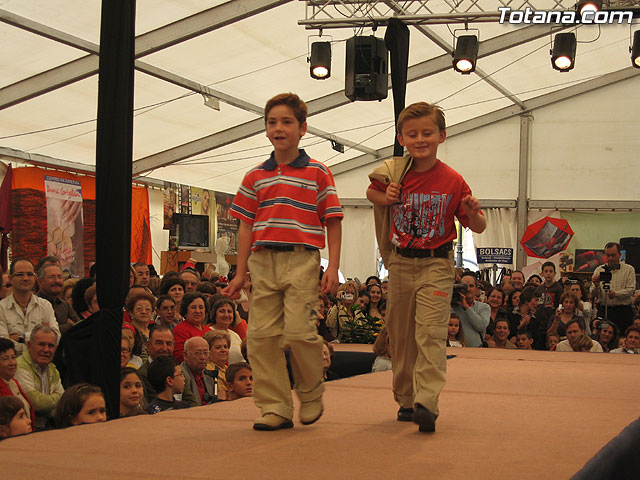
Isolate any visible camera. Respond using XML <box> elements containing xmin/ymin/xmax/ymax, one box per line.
<box><xmin>342</xmin><ymin>293</ymin><xmax>354</xmax><ymax>301</ymax></box>
<box><xmin>451</xmin><ymin>283</ymin><xmax>468</xmax><ymax>307</ymax></box>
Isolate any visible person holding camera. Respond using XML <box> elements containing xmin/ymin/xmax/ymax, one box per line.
<box><xmin>591</xmin><ymin>242</ymin><xmax>636</xmax><ymax>334</ymax></box>
<box><xmin>451</xmin><ymin>274</ymin><xmax>490</xmax><ymax>348</ymax></box>
<box><xmin>325</xmin><ymin>281</ymin><xmax>365</xmax><ymax>342</ymax></box>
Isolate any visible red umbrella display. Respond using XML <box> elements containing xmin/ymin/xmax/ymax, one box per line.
<box><xmin>520</xmin><ymin>217</ymin><xmax>574</xmax><ymax>259</ymax></box>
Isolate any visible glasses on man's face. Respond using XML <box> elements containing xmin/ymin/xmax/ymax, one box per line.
<box><xmin>13</xmin><ymin>272</ymin><xmax>35</xmax><ymax>278</ymax></box>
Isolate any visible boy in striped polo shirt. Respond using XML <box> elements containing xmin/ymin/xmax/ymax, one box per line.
<box><xmin>223</xmin><ymin>93</ymin><xmax>343</xmax><ymax>431</ymax></box>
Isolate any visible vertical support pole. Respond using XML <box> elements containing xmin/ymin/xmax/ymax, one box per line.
<box><xmin>516</xmin><ymin>113</ymin><xmax>533</xmax><ymax>270</ymax></box>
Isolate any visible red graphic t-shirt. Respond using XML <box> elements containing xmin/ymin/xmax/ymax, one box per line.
<box><xmin>369</xmin><ymin>160</ymin><xmax>473</xmax><ymax>249</ymax></box>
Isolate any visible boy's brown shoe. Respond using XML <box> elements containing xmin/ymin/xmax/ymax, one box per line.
<box><xmin>253</xmin><ymin>414</ymin><xmax>294</xmax><ymax>431</ymax></box>
<box><xmin>300</xmin><ymin>399</ymin><xmax>323</xmax><ymax>425</ymax></box>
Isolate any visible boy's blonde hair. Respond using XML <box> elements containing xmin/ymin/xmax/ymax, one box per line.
<box><xmin>264</xmin><ymin>93</ymin><xmax>308</xmax><ymax>125</ymax></box>
<box><xmin>397</xmin><ymin>102</ymin><xmax>446</xmax><ymax>134</ymax></box>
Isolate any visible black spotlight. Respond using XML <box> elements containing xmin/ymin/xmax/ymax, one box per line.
<box><xmin>345</xmin><ymin>35</ymin><xmax>388</xmax><ymax>102</ymax></box>
<box><xmin>452</xmin><ymin>35</ymin><xmax>479</xmax><ymax>74</ymax></box>
<box><xmin>309</xmin><ymin>41</ymin><xmax>332</xmax><ymax>80</ymax></box>
<box><xmin>632</xmin><ymin>30</ymin><xmax>640</xmax><ymax>69</ymax></box>
<box><xmin>551</xmin><ymin>33</ymin><xmax>577</xmax><ymax>72</ymax></box>
<box><xmin>576</xmin><ymin>0</ymin><xmax>602</xmax><ymax>16</ymax></box>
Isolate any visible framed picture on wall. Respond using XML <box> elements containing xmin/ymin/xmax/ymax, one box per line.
<box><xmin>574</xmin><ymin>249</ymin><xmax>606</xmax><ymax>273</ymax></box>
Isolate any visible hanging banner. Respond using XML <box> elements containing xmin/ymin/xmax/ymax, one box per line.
<box><xmin>215</xmin><ymin>191</ymin><xmax>239</xmax><ymax>254</ymax></box>
<box><xmin>163</xmin><ymin>182</ymin><xmax>177</xmax><ymax>229</ymax></box>
<box><xmin>44</xmin><ymin>175</ymin><xmax>84</xmax><ymax>276</ymax></box>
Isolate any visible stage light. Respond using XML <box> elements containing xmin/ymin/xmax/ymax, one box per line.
<box><xmin>632</xmin><ymin>30</ymin><xmax>640</xmax><ymax>68</ymax></box>
<box><xmin>330</xmin><ymin>140</ymin><xmax>344</xmax><ymax>153</ymax></box>
<box><xmin>309</xmin><ymin>41</ymin><xmax>332</xmax><ymax>79</ymax></box>
<box><xmin>551</xmin><ymin>33</ymin><xmax>577</xmax><ymax>72</ymax></box>
<box><xmin>202</xmin><ymin>94</ymin><xmax>220</xmax><ymax>111</ymax></box>
<box><xmin>452</xmin><ymin>35</ymin><xmax>479</xmax><ymax>74</ymax></box>
<box><xmin>576</xmin><ymin>0</ymin><xmax>602</xmax><ymax>16</ymax></box>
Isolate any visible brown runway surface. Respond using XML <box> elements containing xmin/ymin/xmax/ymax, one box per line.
<box><xmin>1</xmin><ymin>347</ymin><xmax>638</xmax><ymax>479</ymax></box>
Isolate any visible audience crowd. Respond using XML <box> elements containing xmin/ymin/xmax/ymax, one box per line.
<box><xmin>1</xmin><ymin>241</ymin><xmax>639</xmax><ymax>438</ymax></box>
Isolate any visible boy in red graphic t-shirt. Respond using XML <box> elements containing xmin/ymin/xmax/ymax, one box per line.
<box><xmin>367</xmin><ymin>102</ymin><xmax>486</xmax><ymax>432</ymax></box>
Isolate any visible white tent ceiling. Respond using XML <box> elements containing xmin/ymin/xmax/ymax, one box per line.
<box><xmin>1</xmin><ymin>0</ymin><xmax>638</xmax><ymax>194</ymax></box>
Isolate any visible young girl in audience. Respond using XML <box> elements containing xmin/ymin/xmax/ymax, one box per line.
<box><xmin>119</xmin><ymin>368</ymin><xmax>146</xmax><ymax>417</ymax></box>
<box><xmin>0</xmin><ymin>396</ymin><xmax>32</xmax><ymax>438</ymax></box>
<box><xmin>447</xmin><ymin>313</ymin><xmax>465</xmax><ymax>347</ymax></box>
<box><xmin>372</xmin><ymin>328</ymin><xmax>392</xmax><ymax>372</ymax></box>
<box><xmin>55</xmin><ymin>384</ymin><xmax>107</xmax><ymax>428</ymax></box>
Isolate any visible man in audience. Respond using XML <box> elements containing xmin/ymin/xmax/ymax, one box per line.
<box><xmin>556</xmin><ymin>319</ymin><xmax>603</xmax><ymax>352</ymax></box>
<box><xmin>535</xmin><ymin>261</ymin><xmax>563</xmax><ymax>332</ymax></box>
<box><xmin>137</xmin><ymin>326</ymin><xmax>195</xmax><ymax>405</ymax></box>
<box><xmin>452</xmin><ymin>274</ymin><xmax>490</xmax><ymax>347</ymax></box>
<box><xmin>515</xmin><ymin>329</ymin><xmax>534</xmax><ymax>350</ymax></box>
<box><xmin>592</xmin><ymin>242</ymin><xmax>636</xmax><ymax>334</ymax></box>
<box><xmin>0</xmin><ymin>258</ymin><xmax>60</xmax><ymax>355</ymax></box>
<box><xmin>225</xmin><ymin>362</ymin><xmax>253</xmax><ymax>400</ymax></box>
<box><xmin>155</xmin><ymin>295</ymin><xmax>179</xmax><ymax>329</ymax></box>
<box><xmin>133</xmin><ymin>262</ymin><xmax>151</xmax><ymax>289</ymax></box>
<box><xmin>1</xmin><ymin>271</ymin><xmax>12</xmax><ymax>299</ymax></box>
<box><xmin>610</xmin><ymin>326</ymin><xmax>640</xmax><ymax>354</ymax></box>
<box><xmin>14</xmin><ymin>324</ymin><xmax>64</xmax><ymax>429</ymax></box>
<box><xmin>511</xmin><ymin>271</ymin><xmax>525</xmax><ymax>290</ymax></box>
<box><xmin>180</xmin><ymin>269</ymin><xmax>199</xmax><ymax>293</ymax></box>
<box><xmin>181</xmin><ymin>336</ymin><xmax>216</xmax><ymax>406</ymax></box>
<box><xmin>36</xmin><ymin>263</ymin><xmax>80</xmax><ymax>333</ymax></box>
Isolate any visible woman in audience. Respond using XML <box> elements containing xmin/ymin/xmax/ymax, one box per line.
<box><xmin>596</xmin><ymin>321</ymin><xmax>619</xmax><ymax>353</ymax></box>
<box><xmin>119</xmin><ymin>368</ymin><xmax>146</xmax><ymax>417</ymax></box>
<box><xmin>547</xmin><ymin>292</ymin><xmax>581</xmax><ymax>339</ymax></box>
<box><xmin>326</xmin><ymin>281</ymin><xmax>365</xmax><ymax>341</ymax></box>
<box><xmin>447</xmin><ymin>313</ymin><xmax>465</xmax><ymax>347</ymax></box>
<box><xmin>356</xmin><ymin>290</ymin><xmax>371</xmax><ymax>315</ymax></box>
<box><xmin>485</xmin><ymin>287</ymin><xmax>510</xmax><ymax>341</ymax></box>
<box><xmin>372</xmin><ymin>328</ymin><xmax>392</xmax><ymax>372</ymax></box>
<box><xmin>0</xmin><ymin>338</ymin><xmax>35</xmax><ymax>427</ymax></box>
<box><xmin>172</xmin><ymin>292</ymin><xmax>212</xmax><ymax>362</ymax></box>
<box><xmin>121</xmin><ymin>336</ymin><xmax>141</xmax><ymax>369</ymax></box>
<box><xmin>322</xmin><ymin>340</ymin><xmax>337</xmax><ymax>381</ymax></box>
<box><xmin>507</xmin><ymin>289</ymin><xmax>522</xmax><ymax>314</ymax></box>
<box><xmin>0</xmin><ymin>396</ymin><xmax>32</xmax><ymax>438</ymax></box>
<box><xmin>55</xmin><ymin>384</ymin><xmax>107</xmax><ymax>428</ymax></box>
<box><xmin>204</xmin><ymin>330</ymin><xmax>231</xmax><ymax>401</ymax></box>
<box><xmin>121</xmin><ymin>323</ymin><xmax>143</xmax><ymax>367</ymax></box>
<box><xmin>485</xmin><ymin>318</ymin><xmax>517</xmax><ymax>349</ymax></box>
<box><xmin>366</xmin><ymin>283</ymin><xmax>385</xmax><ymax>323</ymax></box>
<box><xmin>568</xmin><ymin>281</ymin><xmax>594</xmax><ymax>335</ymax></box>
<box><xmin>208</xmin><ymin>298</ymin><xmax>244</xmax><ymax>364</ymax></box>
<box><xmin>159</xmin><ymin>276</ymin><xmax>186</xmax><ymax>319</ymax></box>
<box><xmin>126</xmin><ymin>291</ymin><xmax>156</xmax><ymax>360</ymax></box>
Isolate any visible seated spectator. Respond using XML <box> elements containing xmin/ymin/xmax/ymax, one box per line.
<box><xmin>181</xmin><ymin>337</ymin><xmax>217</xmax><ymax>406</ymax></box>
<box><xmin>507</xmin><ymin>289</ymin><xmax>522</xmax><ymax>315</ymax></box>
<box><xmin>0</xmin><ymin>271</ymin><xmax>12</xmax><ymax>300</ymax></box>
<box><xmin>147</xmin><ymin>356</ymin><xmax>189</xmax><ymax>413</ymax></box>
<box><xmin>71</xmin><ymin>277</ymin><xmax>96</xmax><ymax>320</ymax></box>
<box><xmin>527</xmin><ymin>274</ymin><xmax>542</xmax><ymax>286</ymax></box>
<box><xmin>225</xmin><ymin>362</ymin><xmax>253</xmax><ymax>400</ymax></box>
<box><xmin>515</xmin><ymin>330</ymin><xmax>534</xmax><ymax>350</ymax></box>
<box><xmin>485</xmin><ymin>319</ymin><xmax>517</xmax><ymax>349</ymax></box>
<box><xmin>126</xmin><ymin>291</ymin><xmax>156</xmax><ymax>351</ymax></box>
<box><xmin>36</xmin><ymin>263</ymin><xmax>80</xmax><ymax>333</ymax></box>
<box><xmin>511</xmin><ymin>271</ymin><xmax>525</xmax><ymax>291</ymax></box>
<box><xmin>568</xmin><ymin>281</ymin><xmax>594</xmax><ymax>335</ymax></box>
<box><xmin>556</xmin><ymin>319</ymin><xmax>603</xmax><ymax>352</ymax></box>
<box><xmin>208</xmin><ymin>298</ymin><xmax>244</xmax><ymax>364</ymax></box>
<box><xmin>485</xmin><ymin>287</ymin><xmax>510</xmax><ymax>341</ymax></box>
<box><xmin>204</xmin><ymin>330</ymin><xmax>231</xmax><ymax>401</ymax></box>
<box><xmin>372</xmin><ymin>328</ymin><xmax>392</xmax><ymax>372</ymax></box>
<box><xmin>610</xmin><ymin>326</ymin><xmax>640</xmax><ymax>354</ymax></box>
<box><xmin>0</xmin><ymin>258</ymin><xmax>60</xmax><ymax>355</ymax></box>
<box><xmin>84</xmin><ymin>285</ymin><xmax>99</xmax><ymax>315</ymax></box>
<box><xmin>154</xmin><ymin>295</ymin><xmax>179</xmax><ymax>330</ymax></box>
<box><xmin>196</xmin><ymin>282</ymin><xmax>216</xmax><ymax>305</ymax></box>
<box><xmin>54</xmin><ymin>383</ymin><xmax>106</xmax><ymax>428</ymax></box>
<box><xmin>510</xmin><ymin>287</ymin><xmax>543</xmax><ymax>350</ymax></box>
<box><xmin>547</xmin><ymin>292</ymin><xmax>581</xmax><ymax>339</ymax></box>
<box><xmin>61</xmin><ymin>279</ymin><xmax>77</xmax><ymax>308</ymax></box>
<box><xmin>322</xmin><ymin>340</ymin><xmax>338</xmax><ymax>381</ymax></box>
<box><xmin>569</xmin><ymin>334</ymin><xmax>594</xmax><ymax>352</ymax></box>
<box><xmin>366</xmin><ymin>283</ymin><xmax>385</xmax><ymax>324</ymax></box>
<box><xmin>365</xmin><ymin>275</ymin><xmax>380</xmax><ymax>287</ymax></box>
<box><xmin>121</xmin><ymin>336</ymin><xmax>140</xmax><ymax>369</ymax></box>
<box><xmin>133</xmin><ymin>262</ymin><xmax>151</xmax><ymax>289</ymax></box>
<box><xmin>173</xmin><ymin>293</ymin><xmax>212</xmax><ymax>363</ymax></box>
<box><xmin>596</xmin><ymin>321</ymin><xmax>619</xmax><ymax>353</ymax></box>
<box><xmin>447</xmin><ymin>313</ymin><xmax>465</xmax><ymax>347</ymax></box>
<box><xmin>326</xmin><ymin>281</ymin><xmax>365</xmax><ymax>342</ymax></box>
<box><xmin>0</xmin><ymin>338</ymin><xmax>34</xmax><ymax>427</ymax></box>
<box><xmin>158</xmin><ymin>276</ymin><xmax>186</xmax><ymax>317</ymax></box>
<box><xmin>356</xmin><ymin>290</ymin><xmax>371</xmax><ymax>315</ymax></box>
<box><xmin>14</xmin><ymin>325</ymin><xmax>64</xmax><ymax>430</ymax></box>
<box><xmin>451</xmin><ymin>276</ymin><xmax>490</xmax><ymax>347</ymax></box>
<box><xmin>546</xmin><ymin>334</ymin><xmax>560</xmax><ymax>351</ymax></box>
<box><xmin>0</xmin><ymin>396</ymin><xmax>32</xmax><ymax>438</ymax></box>
<box><xmin>119</xmin><ymin>368</ymin><xmax>146</xmax><ymax>417</ymax></box>
<box><xmin>180</xmin><ymin>268</ymin><xmax>200</xmax><ymax>294</ymax></box>
<box><xmin>121</xmin><ymin>324</ymin><xmax>143</xmax><ymax>368</ymax></box>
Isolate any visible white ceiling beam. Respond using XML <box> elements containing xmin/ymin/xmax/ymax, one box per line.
<box><xmin>0</xmin><ymin>0</ymin><xmax>292</xmax><ymax>110</ymax></box>
<box><xmin>133</xmin><ymin>24</ymin><xmax>560</xmax><ymax>174</ymax></box>
<box><xmin>332</xmin><ymin>67</ymin><xmax>639</xmax><ymax>176</ymax></box>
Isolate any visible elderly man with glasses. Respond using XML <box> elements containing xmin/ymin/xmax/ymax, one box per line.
<box><xmin>0</xmin><ymin>258</ymin><xmax>60</xmax><ymax>355</ymax></box>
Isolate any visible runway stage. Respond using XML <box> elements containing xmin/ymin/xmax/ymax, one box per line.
<box><xmin>1</xmin><ymin>347</ymin><xmax>639</xmax><ymax>479</ymax></box>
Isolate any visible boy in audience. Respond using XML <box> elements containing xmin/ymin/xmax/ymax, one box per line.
<box><xmin>556</xmin><ymin>319</ymin><xmax>603</xmax><ymax>352</ymax></box>
<box><xmin>225</xmin><ymin>362</ymin><xmax>253</xmax><ymax>401</ymax></box>
<box><xmin>147</xmin><ymin>356</ymin><xmax>189</xmax><ymax>413</ymax></box>
<box><xmin>535</xmin><ymin>262</ymin><xmax>563</xmax><ymax>332</ymax></box>
<box><xmin>515</xmin><ymin>330</ymin><xmax>534</xmax><ymax>350</ymax></box>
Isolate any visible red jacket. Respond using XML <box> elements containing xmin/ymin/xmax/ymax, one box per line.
<box><xmin>0</xmin><ymin>377</ymin><xmax>36</xmax><ymax>428</ymax></box>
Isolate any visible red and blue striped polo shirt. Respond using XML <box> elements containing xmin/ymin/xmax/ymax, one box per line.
<box><xmin>230</xmin><ymin>150</ymin><xmax>343</xmax><ymax>251</ymax></box>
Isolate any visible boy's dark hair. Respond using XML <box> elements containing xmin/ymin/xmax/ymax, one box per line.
<box><xmin>147</xmin><ymin>356</ymin><xmax>178</xmax><ymax>394</ymax></box>
<box><xmin>397</xmin><ymin>102</ymin><xmax>446</xmax><ymax>134</ymax></box>
<box><xmin>0</xmin><ymin>396</ymin><xmax>25</xmax><ymax>428</ymax></box>
<box><xmin>54</xmin><ymin>383</ymin><xmax>104</xmax><ymax>428</ymax></box>
<box><xmin>566</xmin><ymin>318</ymin><xmax>586</xmax><ymax>332</ymax></box>
<box><xmin>155</xmin><ymin>294</ymin><xmax>176</xmax><ymax>310</ymax></box>
<box><xmin>516</xmin><ymin>329</ymin><xmax>533</xmax><ymax>339</ymax></box>
<box><xmin>541</xmin><ymin>261</ymin><xmax>556</xmax><ymax>272</ymax></box>
<box><xmin>264</xmin><ymin>93</ymin><xmax>307</xmax><ymax>125</ymax></box>
<box><xmin>528</xmin><ymin>274</ymin><xmax>542</xmax><ymax>283</ymax></box>
<box><xmin>519</xmin><ymin>286</ymin><xmax>540</xmax><ymax>305</ymax></box>
<box><xmin>226</xmin><ymin>362</ymin><xmax>252</xmax><ymax>385</ymax></box>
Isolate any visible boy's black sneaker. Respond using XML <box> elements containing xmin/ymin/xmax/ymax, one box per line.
<box><xmin>397</xmin><ymin>407</ymin><xmax>414</xmax><ymax>422</ymax></box>
<box><xmin>413</xmin><ymin>404</ymin><xmax>437</xmax><ymax>432</ymax></box>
